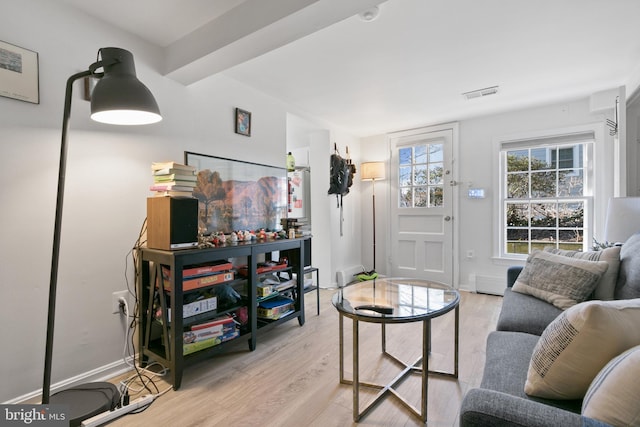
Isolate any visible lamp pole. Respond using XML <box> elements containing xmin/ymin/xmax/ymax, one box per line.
<box><xmin>372</xmin><ymin>178</ymin><xmax>377</xmax><ymax>271</ymax></box>
<box><xmin>43</xmin><ymin>69</ymin><xmax>92</xmax><ymax>403</ymax></box>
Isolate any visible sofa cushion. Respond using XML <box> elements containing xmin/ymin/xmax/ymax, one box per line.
<box><xmin>545</xmin><ymin>246</ymin><xmax>621</xmax><ymax>301</ymax></box>
<box><xmin>615</xmin><ymin>232</ymin><xmax>640</xmax><ymax>300</ymax></box>
<box><xmin>525</xmin><ymin>299</ymin><xmax>640</xmax><ymax>400</ymax></box>
<box><xmin>496</xmin><ymin>288</ymin><xmax>563</xmax><ymax>335</ymax></box>
<box><xmin>512</xmin><ymin>250</ymin><xmax>608</xmax><ymax>309</ymax></box>
<box><xmin>481</xmin><ymin>331</ymin><xmax>582</xmax><ymax>413</ymax></box>
<box><xmin>582</xmin><ymin>345</ymin><xmax>640</xmax><ymax>427</ymax></box>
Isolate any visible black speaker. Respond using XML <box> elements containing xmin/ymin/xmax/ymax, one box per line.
<box><xmin>147</xmin><ymin>197</ymin><xmax>198</xmax><ymax>250</ymax></box>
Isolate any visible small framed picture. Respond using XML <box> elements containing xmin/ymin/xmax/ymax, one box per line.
<box><xmin>235</xmin><ymin>108</ymin><xmax>251</xmax><ymax>137</ymax></box>
<box><xmin>0</xmin><ymin>40</ymin><xmax>39</xmax><ymax>104</ymax></box>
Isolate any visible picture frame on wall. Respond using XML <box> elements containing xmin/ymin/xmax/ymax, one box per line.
<box><xmin>235</xmin><ymin>108</ymin><xmax>251</xmax><ymax>136</ymax></box>
<box><xmin>185</xmin><ymin>151</ymin><xmax>287</xmax><ymax>234</ymax></box>
<box><xmin>0</xmin><ymin>40</ymin><xmax>39</xmax><ymax>104</ymax></box>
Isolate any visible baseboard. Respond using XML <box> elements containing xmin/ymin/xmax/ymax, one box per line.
<box><xmin>6</xmin><ymin>357</ymin><xmax>134</xmax><ymax>404</ymax></box>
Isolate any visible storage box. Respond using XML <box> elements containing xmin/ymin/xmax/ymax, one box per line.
<box><xmin>168</xmin><ymin>296</ymin><xmax>217</xmax><ymax>319</ymax></box>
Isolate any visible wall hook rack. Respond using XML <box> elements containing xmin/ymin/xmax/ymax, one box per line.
<box><xmin>606</xmin><ymin>96</ymin><xmax>619</xmax><ymax>136</ymax></box>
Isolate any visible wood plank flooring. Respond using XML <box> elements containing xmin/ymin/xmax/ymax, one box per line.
<box><xmin>108</xmin><ymin>289</ymin><xmax>502</xmax><ymax>427</ymax></box>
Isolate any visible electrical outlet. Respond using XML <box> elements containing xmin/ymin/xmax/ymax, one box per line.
<box><xmin>112</xmin><ymin>290</ymin><xmax>128</xmax><ymax>314</ymax></box>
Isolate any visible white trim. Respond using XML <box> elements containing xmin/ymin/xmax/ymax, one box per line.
<box><xmin>386</xmin><ymin>122</ymin><xmax>460</xmax><ymax>287</ymax></box>
<box><xmin>4</xmin><ymin>357</ymin><xmax>134</xmax><ymax>404</ymax></box>
<box><xmin>492</xmin><ymin>123</ymin><xmax>604</xmax><ymax>261</ymax></box>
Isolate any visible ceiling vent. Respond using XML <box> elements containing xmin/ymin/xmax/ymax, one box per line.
<box><xmin>462</xmin><ymin>86</ymin><xmax>499</xmax><ymax>100</ymax></box>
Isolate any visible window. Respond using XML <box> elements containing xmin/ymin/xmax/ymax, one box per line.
<box><xmin>499</xmin><ymin>132</ymin><xmax>594</xmax><ymax>256</ymax></box>
<box><xmin>398</xmin><ymin>143</ymin><xmax>444</xmax><ymax>207</ymax></box>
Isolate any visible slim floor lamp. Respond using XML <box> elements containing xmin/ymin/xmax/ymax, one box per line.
<box><xmin>361</xmin><ymin>162</ymin><xmax>385</xmax><ymax>274</ymax></box>
<box><xmin>44</xmin><ymin>47</ymin><xmax>161</xmax><ymax>426</ymax></box>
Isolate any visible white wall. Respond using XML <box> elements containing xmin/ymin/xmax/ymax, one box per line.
<box><xmin>286</xmin><ymin>114</ymin><xmax>363</xmax><ymax>287</ymax></box>
<box><xmin>360</xmin><ymin>97</ymin><xmax>618</xmax><ymax>293</ymax></box>
<box><xmin>0</xmin><ymin>0</ymin><xmax>360</xmax><ymax>402</ymax></box>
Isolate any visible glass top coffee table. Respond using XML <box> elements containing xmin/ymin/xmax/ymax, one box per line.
<box><xmin>332</xmin><ymin>277</ymin><xmax>460</xmax><ymax>423</ymax></box>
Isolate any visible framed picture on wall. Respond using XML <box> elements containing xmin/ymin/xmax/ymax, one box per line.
<box><xmin>185</xmin><ymin>151</ymin><xmax>287</xmax><ymax>234</ymax></box>
<box><xmin>235</xmin><ymin>108</ymin><xmax>251</xmax><ymax>136</ymax></box>
<box><xmin>0</xmin><ymin>40</ymin><xmax>39</xmax><ymax>104</ymax></box>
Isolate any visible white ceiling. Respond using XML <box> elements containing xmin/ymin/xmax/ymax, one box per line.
<box><xmin>59</xmin><ymin>0</ymin><xmax>640</xmax><ymax>137</ymax></box>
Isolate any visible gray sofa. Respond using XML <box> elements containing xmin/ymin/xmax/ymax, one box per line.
<box><xmin>460</xmin><ymin>232</ymin><xmax>640</xmax><ymax>427</ymax></box>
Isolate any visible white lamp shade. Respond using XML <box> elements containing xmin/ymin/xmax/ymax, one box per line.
<box><xmin>604</xmin><ymin>197</ymin><xmax>640</xmax><ymax>244</ymax></box>
<box><xmin>361</xmin><ymin>162</ymin><xmax>385</xmax><ymax>181</ymax></box>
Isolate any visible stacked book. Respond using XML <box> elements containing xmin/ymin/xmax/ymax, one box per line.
<box><xmin>150</xmin><ymin>161</ymin><xmax>197</xmax><ymax>197</ymax></box>
<box><xmin>161</xmin><ymin>260</ymin><xmax>235</xmax><ymax>292</ymax></box>
<box><xmin>281</xmin><ymin>217</ymin><xmax>311</xmax><ymax>238</ymax></box>
<box><xmin>183</xmin><ymin>316</ymin><xmax>239</xmax><ymax>355</ymax></box>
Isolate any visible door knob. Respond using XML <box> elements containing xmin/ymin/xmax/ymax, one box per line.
<box><xmin>444</xmin><ymin>216</ymin><xmax>452</xmax><ymax>221</ymax></box>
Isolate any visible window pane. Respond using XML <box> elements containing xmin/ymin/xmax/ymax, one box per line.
<box><xmin>399</xmin><ymin>147</ymin><xmax>412</xmax><ymax>165</ymax></box>
<box><xmin>531</xmin><ymin>171</ymin><xmax>556</xmax><ymax>197</ymax></box>
<box><xmin>429</xmin><ymin>144</ymin><xmax>443</xmax><ymax>162</ymax></box>
<box><xmin>507</xmin><ymin>173</ymin><xmax>528</xmax><ymax>198</ymax></box>
<box><xmin>558</xmin><ymin>228</ymin><xmax>583</xmax><ymax>251</ymax></box>
<box><xmin>414</xmin><ymin>164</ymin><xmax>427</xmax><ymax>185</ymax></box>
<box><xmin>531</xmin><ymin>147</ymin><xmax>555</xmax><ymax>170</ymax></box>
<box><xmin>429</xmin><ymin>163</ymin><xmax>443</xmax><ymax>185</ymax></box>
<box><xmin>506</xmin><ymin>227</ymin><xmax>529</xmax><ymax>254</ymax></box>
<box><xmin>506</xmin><ymin>203</ymin><xmax>528</xmax><ymax>226</ymax></box>
<box><xmin>399</xmin><ymin>187</ymin><xmax>412</xmax><ymax>207</ymax></box>
<box><xmin>558</xmin><ymin>202</ymin><xmax>584</xmax><ymax>227</ymax></box>
<box><xmin>531</xmin><ymin>203</ymin><xmax>556</xmax><ymax>227</ymax></box>
<box><xmin>414</xmin><ymin>187</ymin><xmax>427</xmax><ymax>207</ymax></box>
<box><xmin>558</xmin><ymin>145</ymin><xmax>582</xmax><ymax>169</ymax></box>
<box><xmin>558</xmin><ymin>170</ymin><xmax>583</xmax><ymax>196</ymax></box>
<box><xmin>531</xmin><ymin>228</ymin><xmax>556</xmax><ymax>243</ymax></box>
<box><xmin>429</xmin><ymin>186</ymin><xmax>443</xmax><ymax>207</ymax></box>
<box><xmin>415</xmin><ymin>145</ymin><xmax>427</xmax><ymax>164</ymax></box>
<box><xmin>507</xmin><ymin>150</ymin><xmax>529</xmax><ymax>172</ymax></box>
<box><xmin>399</xmin><ymin>166</ymin><xmax>411</xmax><ymax>186</ymax></box>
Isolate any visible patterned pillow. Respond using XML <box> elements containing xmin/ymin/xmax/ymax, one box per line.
<box><xmin>545</xmin><ymin>246</ymin><xmax>621</xmax><ymax>300</ymax></box>
<box><xmin>582</xmin><ymin>345</ymin><xmax>640</xmax><ymax>426</ymax></box>
<box><xmin>513</xmin><ymin>250</ymin><xmax>609</xmax><ymax>309</ymax></box>
<box><xmin>525</xmin><ymin>299</ymin><xmax>640</xmax><ymax>399</ymax></box>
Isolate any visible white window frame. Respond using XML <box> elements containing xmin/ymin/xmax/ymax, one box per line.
<box><xmin>493</xmin><ymin>125</ymin><xmax>600</xmax><ymax>261</ymax></box>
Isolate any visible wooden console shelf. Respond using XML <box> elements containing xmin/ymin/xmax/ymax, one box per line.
<box><xmin>136</xmin><ymin>237</ymin><xmax>309</xmax><ymax>390</ymax></box>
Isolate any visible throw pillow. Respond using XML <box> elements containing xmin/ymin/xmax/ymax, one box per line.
<box><xmin>545</xmin><ymin>246</ymin><xmax>621</xmax><ymax>300</ymax></box>
<box><xmin>615</xmin><ymin>232</ymin><xmax>640</xmax><ymax>299</ymax></box>
<box><xmin>582</xmin><ymin>345</ymin><xmax>640</xmax><ymax>427</ymax></box>
<box><xmin>513</xmin><ymin>250</ymin><xmax>609</xmax><ymax>309</ymax></box>
<box><xmin>525</xmin><ymin>298</ymin><xmax>640</xmax><ymax>400</ymax></box>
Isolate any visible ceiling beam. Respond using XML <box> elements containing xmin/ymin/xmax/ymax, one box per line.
<box><xmin>164</xmin><ymin>0</ymin><xmax>386</xmax><ymax>85</ymax></box>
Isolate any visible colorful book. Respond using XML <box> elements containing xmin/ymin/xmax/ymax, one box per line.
<box><xmin>163</xmin><ymin>271</ymin><xmax>235</xmax><ymax>292</ymax></box>
<box><xmin>257</xmin><ymin>296</ymin><xmax>294</xmax><ymax>320</ymax></box>
<box><xmin>154</xmin><ymin>174</ymin><xmax>197</xmax><ymax>182</ymax></box>
<box><xmin>162</xmin><ymin>261</ymin><xmax>233</xmax><ymax>280</ymax></box>
<box><xmin>153</xmin><ymin>167</ymin><xmax>196</xmax><ymax>176</ymax></box>
<box><xmin>152</xmin><ymin>191</ymin><xmax>194</xmax><ymax>198</ymax></box>
<box><xmin>150</xmin><ymin>184</ymin><xmax>196</xmax><ymax>192</ymax></box>
<box><xmin>182</xmin><ymin>329</ymin><xmax>239</xmax><ymax>355</ymax></box>
<box><xmin>151</xmin><ymin>162</ymin><xmax>196</xmax><ymax>172</ymax></box>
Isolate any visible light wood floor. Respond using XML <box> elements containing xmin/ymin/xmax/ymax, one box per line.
<box><xmin>109</xmin><ymin>289</ymin><xmax>503</xmax><ymax>427</ymax></box>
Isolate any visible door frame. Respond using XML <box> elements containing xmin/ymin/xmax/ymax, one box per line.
<box><xmin>386</xmin><ymin>122</ymin><xmax>460</xmax><ymax>288</ymax></box>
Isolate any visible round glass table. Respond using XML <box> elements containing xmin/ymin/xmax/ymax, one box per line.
<box><xmin>332</xmin><ymin>277</ymin><xmax>460</xmax><ymax>423</ymax></box>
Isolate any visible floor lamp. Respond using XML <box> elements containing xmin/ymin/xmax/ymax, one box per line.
<box><xmin>361</xmin><ymin>162</ymin><xmax>385</xmax><ymax>274</ymax></box>
<box><xmin>44</xmin><ymin>47</ymin><xmax>161</xmax><ymax>426</ymax></box>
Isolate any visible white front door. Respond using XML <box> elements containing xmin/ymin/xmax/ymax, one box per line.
<box><xmin>389</xmin><ymin>125</ymin><xmax>457</xmax><ymax>285</ymax></box>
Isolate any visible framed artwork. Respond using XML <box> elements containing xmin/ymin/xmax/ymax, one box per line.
<box><xmin>0</xmin><ymin>40</ymin><xmax>39</xmax><ymax>104</ymax></box>
<box><xmin>185</xmin><ymin>151</ymin><xmax>287</xmax><ymax>234</ymax></box>
<box><xmin>235</xmin><ymin>108</ymin><xmax>251</xmax><ymax>136</ymax></box>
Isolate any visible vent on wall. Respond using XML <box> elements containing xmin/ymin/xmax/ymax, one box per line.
<box><xmin>462</xmin><ymin>86</ymin><xmax>499</xmax><ymax>100</ymax></box>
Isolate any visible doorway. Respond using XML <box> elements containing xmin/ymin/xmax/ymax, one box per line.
<box><xmin>388</xmin><ymin>124</ymin><xmax>458</xmax><ymax>286</ymax></box>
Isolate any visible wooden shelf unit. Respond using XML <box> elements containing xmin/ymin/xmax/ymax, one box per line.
<box><xmin>136</xmin><ymin>237</ymin><xmax>309</xmax><ymax>390</ymax></box>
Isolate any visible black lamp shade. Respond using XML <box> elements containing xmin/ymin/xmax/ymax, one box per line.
<box><xmin>90</xmin><ymin>48</ymin><xmax>161</xmax><ymax>125</ymax></box>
